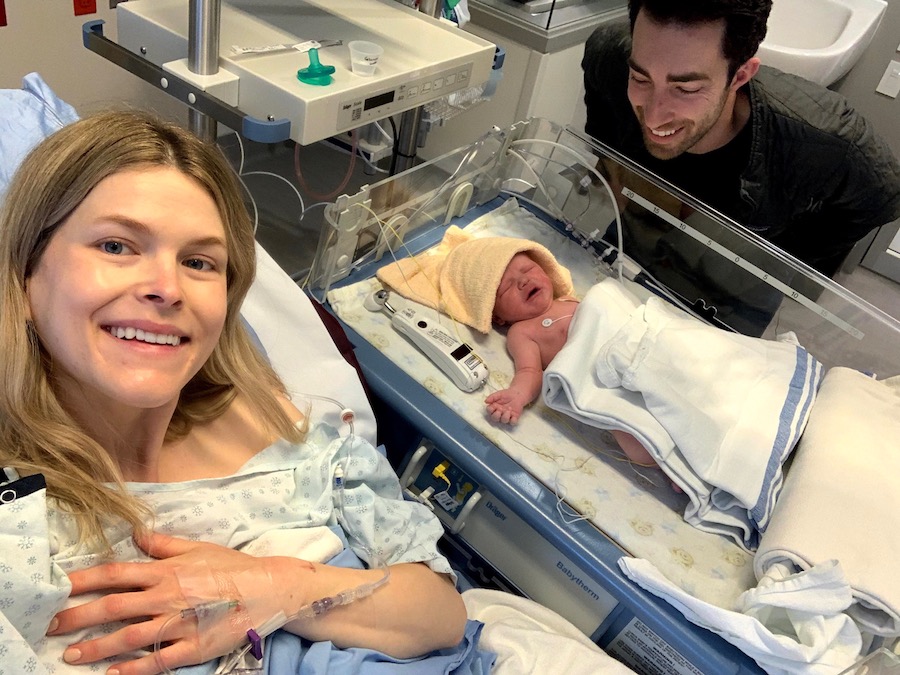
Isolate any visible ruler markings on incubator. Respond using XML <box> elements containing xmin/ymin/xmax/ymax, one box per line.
<box><xmin>623</xmin><ymin>189</ymin><xmax>864</xmax><ymax>339</ymax></box>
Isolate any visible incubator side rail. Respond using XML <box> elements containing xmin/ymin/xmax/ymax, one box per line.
<box><xmin>315</xmin><ymin>117</ymin><xmax>900</xmax><ymax>377</ymax></box>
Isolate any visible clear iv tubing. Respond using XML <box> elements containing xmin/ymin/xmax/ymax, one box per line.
<box><xmin>154</xmin><ymin>600</ymin><xmax>240</xmax><ymax>675</ymax></box>
<box><xmin>154</xmin><ymin>563</ymin><xmax>390</xmax><ymax>675</ymax></box>
<box><xmin>215</xmin><ymin>432</ymin><xmax>391</xmax><ymax>674</ymax></box>
<box><xmin>153</xmin><ymin>392</ymin><xmax>391</xmax><ymax>674</ymax></box>
<box><xmin>294</xmin><ymin>392</ymin><xmax>357</xmax><ymax>437</ymax></box>
<box><xmin>215</xmin><ymin>562</ymin><xmax>390</xmax><ymax>674</ymax></box>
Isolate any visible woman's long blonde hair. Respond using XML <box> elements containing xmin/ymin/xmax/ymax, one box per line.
<box><xmin>0</xmin><ymin>110</ymin><xmax>303</xmax><ymax>549</ymax></box>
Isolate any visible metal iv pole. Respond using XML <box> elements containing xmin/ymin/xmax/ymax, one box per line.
<box><xmin>187</xmin><ymin>0</ymin><xmax>220</xmax><ymax>141</ymax></box>
<box><xmin>392</xmin><ymin>0</ymin><xmax>443</xmax><ymax>174</ymax></box>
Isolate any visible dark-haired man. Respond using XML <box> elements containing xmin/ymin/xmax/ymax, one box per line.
<box><xmin>583</xmin><ymin>0</ymin><xmax>900</xmax><ymax>279</ymax></box>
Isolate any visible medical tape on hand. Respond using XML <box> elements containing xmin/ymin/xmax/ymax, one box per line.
<box><xmin>229</xmin><ymin>567</ymin><xmax>290</xmax><ymax>638</ymax></box>
<box><xmin>173</xmin><ymin>563</ymin><xmax>254</xmax><ymax>661</ymax></box>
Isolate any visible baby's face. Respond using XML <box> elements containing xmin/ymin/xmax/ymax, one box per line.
<box><xmin>493</xmin><ymin>253</ymin><xmax>555</xmax><ymax>324</ymax></box>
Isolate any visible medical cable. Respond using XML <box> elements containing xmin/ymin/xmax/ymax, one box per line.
<box><xmin>154</xmin><ymin>600</ymin><xmax>241</xmax><ymax>675</ymax></box>
<box><xmin>386</xmin><ymin>136</ymin><xmax>487</xmax><ymax>243</ymax></box>
<box><xmin>294</xmin><ymin>129</ymin><xmax>358</xmax><ymax>201</ymax></box>
<box><xmin>352</xmin><ymin>203</ymin><xmax>446</xmax><ymax>314</ymax></box>
<box><xmin>502</xmin><ymin>146</ymin><xmax>595</xmax><ymax>225</ymax></box>
<box><xmin>242</xmin><ymin>170</ymin><xmax>307</xmax><ymax>216</ymax></box>
<box><xmin>326</xmin><ymin>135</ymin><xmax>389</xmax><ymax>175</ymax></box>
<box><xmin>504</xmin><ymin>148</ymin><xmax>571</xmax><ymax>224</ymax></box>
<box><xmin>291</xmin><ymin>391</ymin><xmax>357</xmax><ymax>437</ymax></box>
<box><xmin>500</xmin><ymin>145</ymin><xmax>595</xmax><ymax>233</ymax></box>
<box><xmin>541</xmin><ymin>314</ymin><xmax>573</xmax><ymax>328</ymax></box>
<box><xmin>487</xmin><ymin>376</ymin><xmax>666</xmax><ymax>474</ymax></box>
<box><xmin>358</xmin><ymin>150</ymin><xmax>389</xmax><ymax>175</ymax></box>
<box><xmin>216</xmin><ymin>395</ymin><xmax>387</xmax><ymax>675</ymax></box>
<box><xmin>300</xmin><ymin>224</ymin><xmax>338</xmax><ymax>291</ymax></box>
<box><xmin>215</xmin><ymin>563</ymin><xmax>390</xmax><ymax>673</ymax></box>
<box><xmin>373</xmin><ymin>120</ymin><xmax>394</xmax><ymax>146</ymax></box>
<box><xmin>229</xmin><ymin>166</ymin><xmax>261</xmax><ymax>235</ymax></box>
<box><xmin>486</xmin><ymin>402</ymin><xmax>671</xmax><ymax>527</ymax></box>
<box><xmin>507</xmin><ymin>138</ymin><xmax>625</xmax><ymax>281</ymax></box>
<box><xmin>336</xmin><ymin>136</ymin><xmax>486</xmax><ymax>278</ymax></box>
<box><xmin>219</xmin><ymin>129</ymin><xmax>308</xmax><ymax>236</ymax></box>
<box><xmin>300</xmin><ymin>201</ymin><xmax>331</xmax><ymax>222</ymax></box>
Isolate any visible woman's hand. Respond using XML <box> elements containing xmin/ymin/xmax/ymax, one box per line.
<box><xmin>48</xmin><ymin>532</ymin><xmax>273</xmax><ymax>675</ymax></box>
<box><xmin>50</xmin><ymin>532</ymin><xmax>468</xmax><ymax>672</ymax></box>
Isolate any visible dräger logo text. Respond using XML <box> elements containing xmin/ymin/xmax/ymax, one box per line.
<box><xmin>484</xmin><ymin>500</ymin><xmax>506</xmax><ymax>521</ymax></box>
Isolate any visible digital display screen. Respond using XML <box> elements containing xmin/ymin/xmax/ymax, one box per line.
<box><xmin>364</xmin><ymin>90</ymin><xmax>395</xmax><ymax>111</ymax></box>
<box><xmin>451</xmin><ymin>343</ymin><xmax>472</xmax><ymax>361</ymax></box>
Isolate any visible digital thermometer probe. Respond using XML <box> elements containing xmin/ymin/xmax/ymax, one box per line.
<box><xmin>365</xmin><ymin>289</ymin><xmax>488</xmax><ymax>392</ymax></box>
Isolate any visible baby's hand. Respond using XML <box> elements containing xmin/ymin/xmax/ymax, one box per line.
<box><xmin>485</xmin><ymin>389</ymin><xmax>524</xmax><ymax>425</ymax></box>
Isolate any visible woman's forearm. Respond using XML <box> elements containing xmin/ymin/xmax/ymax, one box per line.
<box><xmin>272</xmin><ymin>559</ymin><xmax>467</xmax><ymax>657</ymax></box>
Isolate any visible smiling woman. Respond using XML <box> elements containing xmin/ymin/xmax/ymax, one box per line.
<box><xmin>0</xmin><ymin>111</ymin><xmax>477</xmax><ymax>675</ymax></box>
<box><xmin>25</xmin><ymin>168</ymin><xmax>230</xmax><ymax>451</ymax></box>
<box><xmin>0</xmin><ymin>112</ymin><xmax>292</xmax><ymax>541</ymax></box>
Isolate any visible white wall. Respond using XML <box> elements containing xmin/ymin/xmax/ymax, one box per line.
<box><xmin>833</xmin><ymin>1</ymin><xmax>900</xmax><ymax>280</ymax></box>
<box><xmin>834</xmin><ymin>0</ymin><xmax>900</xmax><ymax>157</ymax></box>
<box><xmin>0</xmin><ymin>0</ymin><xmax>184</xmax><ymax>120</ymax></box>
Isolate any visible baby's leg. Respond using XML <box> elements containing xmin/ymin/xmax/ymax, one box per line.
<box><xmin>610</xmin><ymin>430</ymin><xmax>681</xmax><ymax>493</ymax></box>
<box><xmin>610</xmin><ymin>430</ymin><xmax>656</xmax><ymax>466</ymax></box>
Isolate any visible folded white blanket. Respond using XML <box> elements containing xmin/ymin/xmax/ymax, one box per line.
<box><xmin>619</xmin><ymin>557</ymin><xmax>862</xmax><ymax>675</ymax></box>
<box><xmin>544</xmin><ymin>279</ymin><xmax>821</xmax><ymax>550</ymax></box>
<box><xmin>462</xmin><ymin>588</ymin><xmax>637</xmax><ymax>674</ymax></box>
<box><xmin>755</xmin><ymin>367</ymin><xmax>900</xmax><ymax>637</ymax></box>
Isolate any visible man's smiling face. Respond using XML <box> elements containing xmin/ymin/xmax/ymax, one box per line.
<box><xmin>627</xmin><ymin>12</ymin><xmax>739</xmax><ymax>159</ymax></box>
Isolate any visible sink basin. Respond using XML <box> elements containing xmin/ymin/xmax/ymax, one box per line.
<box><xmin>756</xmin><ymin>0</ymin><xmax>887</xmax><ymax>86</ymax></box>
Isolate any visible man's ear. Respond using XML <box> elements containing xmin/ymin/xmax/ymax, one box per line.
<box><xmin>731</xmin><ymin>57</ymin><xmax>760</xmax><ymax>91</ymax></box>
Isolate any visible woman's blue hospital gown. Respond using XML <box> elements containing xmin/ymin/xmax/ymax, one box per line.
<box><xmin>0</xmin><ymin>422</ymin><xmax>493</xmax><ymax>674</ymax></box>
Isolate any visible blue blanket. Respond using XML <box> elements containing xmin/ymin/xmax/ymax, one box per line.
<box><xmin>0</xmin><ymin>73</ymin><xmax>78</xmax><ymax>204</ymax></box>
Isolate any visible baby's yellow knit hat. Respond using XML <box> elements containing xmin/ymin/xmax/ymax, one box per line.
<box><xmin>377</xmin><ymin>226</ymin><xmax>574</xmax><ymax>333</ymax></box>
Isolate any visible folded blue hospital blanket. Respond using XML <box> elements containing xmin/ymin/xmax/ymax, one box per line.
<box><xmin>543</xmin><ymin>279</ymin><xmax>822</xmax><ymax>551</ymax></box>
<box><xmin>0</xmin><ymin>72</ymin><xmax>78</xmax><ymax>203</ymax></box>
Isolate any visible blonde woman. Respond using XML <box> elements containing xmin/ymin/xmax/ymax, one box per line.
<box><xmin>0</xmin><ymin>111</ymin><xmax>476</xmax><ymax>675</ymax></box>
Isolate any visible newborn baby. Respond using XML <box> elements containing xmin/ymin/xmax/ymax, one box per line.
<box><xmin>485</xmin><ymin>252</ymin><xmax>657</xmax><ymax>470</ymax></box>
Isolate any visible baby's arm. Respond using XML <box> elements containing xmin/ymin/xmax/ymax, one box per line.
<box><xmin>485</xmin><ymin>328</ymin><xmax>543</xmax><ymax>425</ymax></box>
